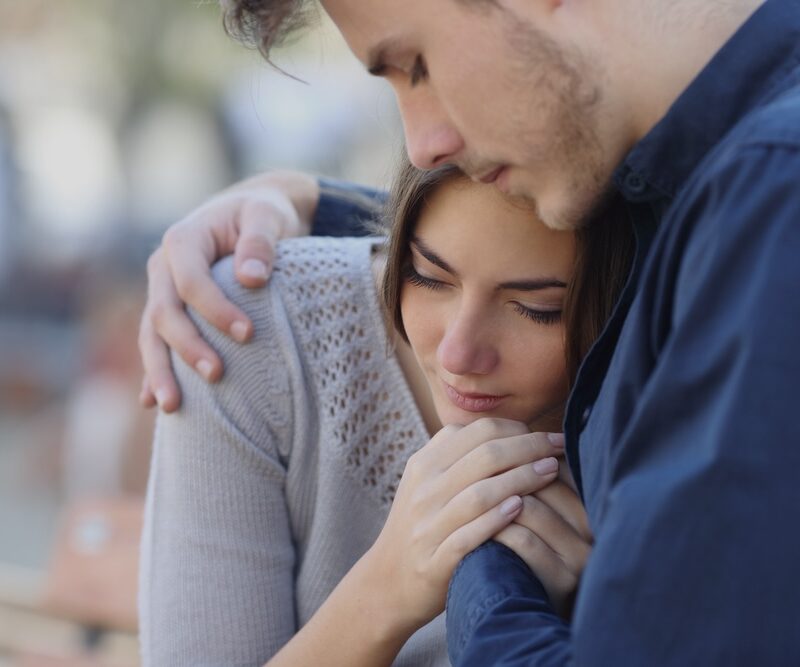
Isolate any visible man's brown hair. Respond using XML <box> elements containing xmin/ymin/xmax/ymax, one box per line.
<box><xmin>221</xmin><ymin>0</ymin><xmax>317</xmax><ymax>60</ymax></box>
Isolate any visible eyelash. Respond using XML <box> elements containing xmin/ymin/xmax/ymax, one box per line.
<box><xmin>404</xmin><ymin>264</ymin><xmax>445</xmax><ymax>290</ymax></box>
<box><xmin>404</xmin><ymin>266</ymin><xmax>563</xmax><ymax>326</ymax></box>
<box><xmin>512</xmin><ymin>303</ymin><xmax>562</xmax><ymax>326</ymax></box>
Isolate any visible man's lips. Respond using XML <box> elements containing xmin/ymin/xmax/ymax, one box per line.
<box><xmin>477</xmin><ymin>166</ymin><xmax>504</xmax><ymax>184</ymax></box>
<box><xmin>443</xmin><ymin>381</ymin><xmax>508</xmax><ymax>413</ymax></box>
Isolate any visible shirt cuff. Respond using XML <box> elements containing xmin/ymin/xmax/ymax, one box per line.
<box><xmin>312</xmin><ymin>177</ymin><xmax>388</xmax><ymax>237</ymax></box>
<box><xmin>446</xmin><ymin>541</ymin><xmax>572</xmax><ymax>666</ymax></box>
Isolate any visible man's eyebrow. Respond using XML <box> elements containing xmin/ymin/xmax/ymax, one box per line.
<box><xmin>366</xmin><ymin>38</ymin><xmax>401</xmax><ymax>76</ymax></box>
<box><xmin>410</xmin><ymin>237</ymin><xmax>457</xmax><ymax>275</ymax></box>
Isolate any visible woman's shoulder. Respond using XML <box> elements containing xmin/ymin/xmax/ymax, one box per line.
<box><xmin>205</xmin><ymin>235</ymin><xmax>388</xmax><ymax>413</ymax></box>
<box><xmin>210</xmin><ymin>236</ymin><xmax>379</xmax><ymax>314</ymax></box>
<box><xmin>267</xmin><ymin>236</ymin><xmax>386</xmax><ymax>351</ymax></box>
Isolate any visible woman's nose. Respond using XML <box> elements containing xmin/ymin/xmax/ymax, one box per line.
<box><xmin>436</xmin><ymin>312</ymin><xmax>499</xmax><ymax>377</ymax></box>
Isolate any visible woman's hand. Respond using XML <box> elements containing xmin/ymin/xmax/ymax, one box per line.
<box><xmin>493</xmin><ymin>435</ymin><xmax>593</xmax><ymax>618</ymax></box>
<box><xmin>360</xmin><ymin>419</ymin><xmax>564</xmax><ymax>638</ymax></box>
<box><xmin>138</xmin><ymin>170</ymin><xmax>319</xmax><ymax>412</ymax></box>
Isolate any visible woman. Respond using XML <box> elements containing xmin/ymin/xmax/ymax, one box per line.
<box><xmin>139</xmin><ymin>159</ymin><xmax>633</xmax><ymax>665</ymax></box>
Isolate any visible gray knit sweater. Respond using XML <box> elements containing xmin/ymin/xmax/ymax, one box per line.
<box><xmin>139</xmin><ymin>237</ymin><xmax>449</xmax><ymax>666</ymax></box>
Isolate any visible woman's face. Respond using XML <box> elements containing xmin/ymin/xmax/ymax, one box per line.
<box><xmin>400</xmin><ymin>178</ymin><xmax>575</xmax><ymax>432</ymax></box>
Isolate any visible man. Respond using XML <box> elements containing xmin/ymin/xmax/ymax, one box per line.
<box><xmin>140</xmin><ymin>0</ymin><xmax>800</xmax><ymax>663</ymax></box>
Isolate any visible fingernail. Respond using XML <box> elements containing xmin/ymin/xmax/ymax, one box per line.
<box><xmin>155</xmin><ymin>388</ymin><xmax>168</xmax><ymax>409</ymax></box>
<box><xmin>230</xmin><ymin>320</ymin><xmax>249</xmax><ymax>342</ymax></box>
<box><xmin>241</xmin><ymin>259</ymin><xmax>268</xmax><ymax>280</ymax></box>
<box><xmin>533</xmin><ymin>457</ymin><xmax>558</xmax><ymax>475</ymax></box>
<box><xmin>500</xmin><ymin>496</ymin><xmax>522</xmax><ymax>516</ymax></box>
<box><xmin>196</xmin><ymin>359</ymin><xmax>215</xmax><ymax>381</ymax></box>
<box><xmin>547</xmin><ymin>432</ymin><xmax>565</xmax><ymax>449</ymax></box>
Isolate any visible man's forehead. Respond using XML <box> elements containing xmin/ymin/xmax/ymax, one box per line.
<box><xmin>321</xmin><ymin>0</ymin><xmax>420</xmax><ymax>63</ymax></box>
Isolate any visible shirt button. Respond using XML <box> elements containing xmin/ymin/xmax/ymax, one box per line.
<box><xmin>580</xmin><ymin>405</ymin><xmax>592</xmax><ymax>428</ymax></box>
<box><xmin>624</xmin><ymin>172</ymin><xmax>647</xmax><ymax>194</ymax></box>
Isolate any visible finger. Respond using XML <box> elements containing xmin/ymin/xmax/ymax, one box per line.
<box><xmin>233</xmin><ymin>199</ymin><xmax>287</xmax><ymax>288</ymax></box>
<box><xmin>430</xmin><ymin>456</ymin><xmax>560</xmax><ymax>546</ymax></box>
<box><xmin>146</xmin><ymin>249</ymin><xmax>225</xmax><ymax>382</ymax></box>
<box><xmin>139</xmin><ymin>375</ymin><xmax>157</xmax><ymax>409</ymax></box>
<box><xmin>511</xmin><ymin>495</ymin><xmax>591</xmax><ymax>574</ymax></box>
<box><xmin>434</xmin><ymin>495</ymin><xmax>524</xmax><ymax>574</ymax></box>
<box><xmin>444</xmin><ymin>430</ymin><xmax>564</xmax><ymax>493</ymax></box>
<box><xmin>493</xmin><ymin>523</ymin><xmax>577</xmax><ymax>607</ymax></box>
<box><xmin>163</xmin><ymin>225</ymin><xmax>254</xmax><ymax>344</ymax></box>
<box><xmin>494</xmin><ymin>523</ymin><xmax>564</xmax><ymax>579</ymax></box>
<box><xmin>138</xmin><ymin>315</ymin><xmax>181</xmax><ymax>413</ymax></box>
<box><xmin>545</xmin><ymin>432</ymin><xmax>579</xmax><ymax>494</ymax></box>
<box><xmin>534</xmin><ymin>481</ymin><xmax>592</xmax><ymax>543</ymax></box>
<box><xmin>425</xmin><ymin>418</ymin><xmax>531</xmax><ymax>471</ymax></box>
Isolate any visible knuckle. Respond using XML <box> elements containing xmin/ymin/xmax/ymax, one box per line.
<box><xmin>149</xmin><ymin>300</ymin><xmax>171</xmax><ymax>329</ymax></box>
<box><xmin>405</xmin><ymin>450</ymin><xmax>422</xmax><ymax>472</ymax></box>
<box><xmin>161</xmin><ymin>223</ymin><xmax>186</xmax><ymax>251</ymax></box>
<box><xmin>520</xmin><ymin>495</ymin><xmax>541</xmax><ymax>516</ymax></box>
<box><xmin>469</xmin><ymin>417</ymin><xmax>502</xmax><ymax>441</ymax></box>
<box><xmin>555</xmin><ymin>568</ymin><xmax>577</xmax><ymax>592</ymax></box>
<box><xmin>476</xmin><ymin>417</ymin><xmax>529</xmax><ymax>441</ymax></box>
<box><xmin>529</xmin><ymin>431</ymin><xmax>553</xmax><ymax>456</ymax></box>
<box><xmin>465</xmin><ymin>483</ymin><xmax>491</xmax><ymax>512</ymax></box>
<box><xmin>175</xmin><ymin>275</ymin><xmax>201</xmax><ymax>303</ymax></box>
<box><xmin>500</xmin><ymin>524</ymin><xmax>531</xmax><ymax>552</ymax></box>
<box><xmin>477</xmin><ymin>439</ymin><xmax>506</xmax><ymax>468</ymax></box>
<box><xmin>448</xmin><ymin>532</ymin><xmax>473</xmax><ymax>559</ymax></box>
<box><xmin>146</xmin><ymin>247</ymin><xmax>164</xmax><ymax>275</ymax></box>
<box><xmin>439</xmin><ymin>423</ymin><xmax>463</xmax><ymax>439</ymax></box>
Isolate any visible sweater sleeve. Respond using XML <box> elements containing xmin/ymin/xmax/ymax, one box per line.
<box><xmin>139</xmin><ymin>256</ymin><xmax>299</xmax><ymax>666</ymax></box>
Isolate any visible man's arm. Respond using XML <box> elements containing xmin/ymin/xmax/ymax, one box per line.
<box><xmin>139</xmin><ymin>171</ymin><xmax>386</xmax><ymax>411</ymax></box>
<box><xmin>448</xmin><ymin>145</ymin><xmax>800</xmax><ymax>665</ymax></box>
<box><xmin>447</xmin><ymin>542</ymin><xmax>572</xmax><ymax>666</ymax></box>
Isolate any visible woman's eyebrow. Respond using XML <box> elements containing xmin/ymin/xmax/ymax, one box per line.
<box><xmin>411</xmin><ymin>236</ymin><xmax>567</xmax><ymax>290</ymax></box>
<box><xmin>499</xmin><ymin>278</ymin><xmax>567</xmax><ymax>291</ymax></box>
<box><xmin>411</xmin><ymin>237</ymin><xmax>457</xmax><ymax>275</ymax></box>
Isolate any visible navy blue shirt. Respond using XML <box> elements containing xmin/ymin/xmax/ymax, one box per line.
<box><xmin>447</xmin><ymin>1</ymin><xmax>800</xmax><ymax>664</ymax></box>
<box><xmin>311</xmin><ymin>1</ymin><xmax>800</xmax><ymax>663</ymax></box>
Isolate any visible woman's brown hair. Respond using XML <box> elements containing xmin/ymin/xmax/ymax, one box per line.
<box><xmin>380</xmin><ymin>158</ymin><xmax>634</xmax><ymax>387</ymax></box>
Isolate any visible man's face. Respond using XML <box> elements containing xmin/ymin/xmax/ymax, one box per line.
<box><xmin>322</xmin><ymin>0</ymin><xmax>621</xmax><ymax>230</ymax></box>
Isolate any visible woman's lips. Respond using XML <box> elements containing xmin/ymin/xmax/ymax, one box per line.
<box><xmin>443</xmin><ymin>381</ymin><xmax>508</xmax><ymax>413</ymax></box>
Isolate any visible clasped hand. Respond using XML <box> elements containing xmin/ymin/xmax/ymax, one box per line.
<box><xmin>361</xmin><ymin>420</ymin><xmax>591</xmax><ymax>638</ymax></box>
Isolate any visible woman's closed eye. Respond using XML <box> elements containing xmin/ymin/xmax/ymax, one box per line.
<box><xmin>405</xmin><ymin>264</ymin><xmax>563</xmax><ymax>325</ymax></box>
<box><xmin>512</xmin><ymin>302</ymin><xmax>562</xmax><ymax>326</ymax></box>
<box><xmin>404</xmin><ymin>264</ymin><xmax>446</xmax><ymax>291</ymax></box>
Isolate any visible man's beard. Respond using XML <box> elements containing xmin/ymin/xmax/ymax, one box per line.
<box><xmin>500</xmin><ymin>9</ymin><xmax>612</xmax><ymax>231</ymax></box>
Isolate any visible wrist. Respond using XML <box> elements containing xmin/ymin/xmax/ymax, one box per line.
<box><xmin>262</xmin><ymin>169</ymin><xmax>319</xmax><ymax>236</ymax></box>
<box><xmin>350</xmin><ymin>546</ymin><xmax>423</xmax><ymax>648</ymax></box>
<box><xmin>236</xmin><ymin>169</ymin><xmax>319</xmax><ymax>237</ymax></box>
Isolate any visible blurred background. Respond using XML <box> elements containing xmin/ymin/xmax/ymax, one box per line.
<box><xmin>0</xmin><ymin>0</ymin><xmax>401</xmax><ymax>663</ymax></box>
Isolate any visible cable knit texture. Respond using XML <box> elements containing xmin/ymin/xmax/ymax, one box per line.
<box><xmin>139</xmin><ymin>236</ymin><xmax>449</xmax><ymax>666</ymax></box>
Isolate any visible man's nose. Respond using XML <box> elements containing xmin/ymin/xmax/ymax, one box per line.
<box><xmin>398</xmin><ymin>91</ymin><xmax>464</xmax><ymax>170</ymax></box>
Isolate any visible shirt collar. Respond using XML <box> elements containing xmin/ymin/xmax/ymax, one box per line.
<box><xmin>615</xmin><ymin>0</ymin><xmax>800</xmax><ymax>204</ymax></box>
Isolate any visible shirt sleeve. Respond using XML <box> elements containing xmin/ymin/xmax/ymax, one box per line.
<box><xmin>448</xmin><ymin>144</ymin><xmax>800</xmax><ymax>665</ymax></box>
<box><xmin>312</xmin><ymin>177</ymin><xmax>388</xmax><ymax>237</ymax></box>
<box><xmin>446</xmin><ymin>542</ymin><xmax>572</xmax><ymax>666</ymax></box>
<box><xmin>139</xmin><ymin>257</ymin><xmax>299</xmax><ymax>666</ymax></box>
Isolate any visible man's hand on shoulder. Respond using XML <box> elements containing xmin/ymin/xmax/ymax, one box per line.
<box><xmin>138</xmin><ymin>170</ymin><xmax>320</xmax><ymax>412</ymax></box>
